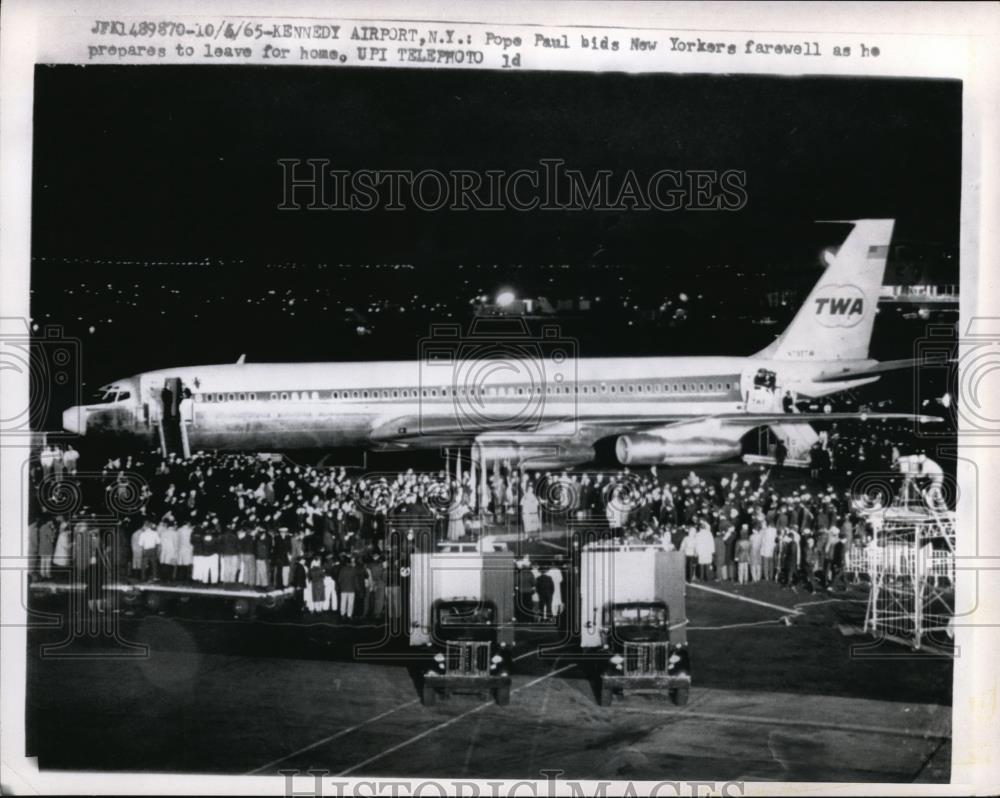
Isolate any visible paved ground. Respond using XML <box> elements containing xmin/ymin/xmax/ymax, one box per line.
<box><xmin>25</xmin><ymin>579</ymin><xmax>952</xmax><ymax>782</ymax></box>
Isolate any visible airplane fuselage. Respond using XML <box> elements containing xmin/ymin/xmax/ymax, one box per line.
<box><xmin>63</xmin><ymin>354</ymin><xmax>866</xmax><ymax>455</ymax></box>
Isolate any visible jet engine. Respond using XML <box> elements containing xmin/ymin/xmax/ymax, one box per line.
<box><xmin>615</xmin><ymin>421</ymin><xmax>743</xmax><ymax>466</ymax></box>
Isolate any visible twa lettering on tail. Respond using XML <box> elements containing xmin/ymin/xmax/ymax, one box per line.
<box><xmin>813</xmin><ymin>283</ymin><xmax>866</xmax><ymax>328</ymax></box>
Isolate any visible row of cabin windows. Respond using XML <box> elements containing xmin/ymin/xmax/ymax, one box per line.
<box><xmin>194</xmin><ymin>382</ymin><xmax>734</xmax><ymax>403</ymax></box>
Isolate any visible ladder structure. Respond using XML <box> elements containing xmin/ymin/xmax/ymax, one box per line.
<box><xmin>862</xmin><ymin>487</ymin><xmax>955</xmax><ymax>651</ymax></box>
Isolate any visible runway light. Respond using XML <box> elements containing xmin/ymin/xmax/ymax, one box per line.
<box><xmin>496</xmin><ymin>290</ymin><xmax>516</xmax><ymax>307</ymax></box>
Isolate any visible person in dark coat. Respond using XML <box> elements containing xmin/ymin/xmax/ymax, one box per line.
<box><xmin>366</xmin><ymin>555</ymin><xmax>386</xmax><ymax>619</ymax></box>
<box><xmin>289</xmin><ymin>556</ymin><xmax>308</xmax><ymax>610</ymax></box>
<box><xmin>515</xmin><ymin>560</ymin><xmax>536</xmax><ymax>622</ymax></box>
<box><xmin>80</xmin><ymin>524</ymin><xmax>106</xmax><ymax>615</ymax></box>
<box><xmin>271</xmin><ymin>528</ymin><xmax>292</xmax><ymax>588</ymax></box>
<box><xmin>338</xmin><ymin>557</ymin><xmax>358</xmax><ymax>621</ymax></box>
<box><xmin>37</xmin><ymin>515</ymin><xmax>57</xmax><ymax>579</ymax></box>
<box><xmin>774</xmin><ymin>439</ymin><xmax>788</xmax><ymax>473</ymax></box>
<box><xmin>351</xmin><ymin>560</ymin><xmax>367</xmax><ymax>620</ymax></box>
<box><xmin>535</xmin><ymin>568</ymin><xmax>555</xmax><ymax>621</ymax></box>
<box><xmin>829</xmin><ymin>533</ymin><xmax>848</xmax><ymax>592</ymax></box>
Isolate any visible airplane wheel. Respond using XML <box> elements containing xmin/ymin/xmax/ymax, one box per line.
<box><xmin>672</xmin><ymin>687</ymin><xmax>690</xmax><ymax>706</ymax></box>
<box><xmin>422</xmin><ymin>685</ymin><xmax>437</xmax><ymax>706</ymax></box>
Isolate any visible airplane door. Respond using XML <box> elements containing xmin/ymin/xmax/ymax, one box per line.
<box><xmin>741</xmin><ymin>367</ymin><xmax>780</xmax><ymax>413</ymax></box>
<box><xmin>158</xmin><ymin>377</ymin><xmax>191</xmax><ymax>457</ymax></box>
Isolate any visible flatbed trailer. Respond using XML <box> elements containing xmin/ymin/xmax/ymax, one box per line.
<box><xmin>29</xmin><ymin>579</ymin><xmax>295</xmax><ymax>618</ymax></box>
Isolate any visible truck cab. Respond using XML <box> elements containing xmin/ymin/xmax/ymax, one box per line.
<box><xmin>598</xmin><ymin>599</ymin><xmax>690</xmax><ymax>706</ymax></box>
<box><xmin>423</xmin><ymin>598</ymin><xmax>512</xmax><ymax>706</ymax></box>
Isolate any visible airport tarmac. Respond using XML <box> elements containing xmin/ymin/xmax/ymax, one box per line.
<box><xmin>26</xmin><ymin>580</ymin><xmax>951</xmax><ymax>782</ymax></box>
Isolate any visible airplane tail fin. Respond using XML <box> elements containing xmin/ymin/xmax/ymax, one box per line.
<box><xmin>757</xmin><ymin>219</ymin><xmax>894</xmax><ymax>362</ymax></box>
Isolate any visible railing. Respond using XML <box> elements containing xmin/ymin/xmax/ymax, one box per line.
<box><xmin>846</xmin><ymin>547</ymin><xmax>954</xmax><ymax>583</ymax></box>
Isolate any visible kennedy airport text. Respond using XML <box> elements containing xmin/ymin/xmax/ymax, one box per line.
<box><xmin>85</xmin><ymin>19</ymin><xmax>877</xmax><ymax>62</ymax></box>
<box><xmin>277</xmin><ymin>160</ymin><xmax>748</xmax><ymax>213</ymax></box>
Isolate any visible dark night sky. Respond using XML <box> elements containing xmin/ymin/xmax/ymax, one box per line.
<box><xmin>31</xmin><ymin>66</ymin><xmax>961</xmax><ymax>265</ymax></box>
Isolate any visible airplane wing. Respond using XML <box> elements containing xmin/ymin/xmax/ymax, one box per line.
<box><xmin>811</xmin><ymin>358</ymin><xmax>937</xmax><ymax>384</ymax></box>
<box><xmin>711</xmin><ymin>410</ymin><xmax>944</xmax><ymax>428</ymax></box>
<box><xmin>369</xmin><ymin>410</ymin><xmax>943</xmax><ymax>449</ymax></box>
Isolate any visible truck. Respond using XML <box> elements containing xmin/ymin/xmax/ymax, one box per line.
<box><xmin>579</xmin><ymin>543</ymin><xmax>691</xmax><ymax>706</ymax></box>
<box><xmin>409</xmin><ymin>548</ymin><xmax>515</xmax><ymax>706</ymax></box>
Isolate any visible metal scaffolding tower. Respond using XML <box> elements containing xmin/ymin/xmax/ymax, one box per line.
<box><xmin>862</xmin><ymin>486</ymin><xmax>955</xmax><ymax>651</ymax></box>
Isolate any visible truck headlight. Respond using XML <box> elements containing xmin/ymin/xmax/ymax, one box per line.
<box><xmin>433</xmin><ymin>653</ymin><xmax>445</xmax><ymax>663</ymax></box>
<box><xmin>610</xmin><ymin>654</ymin><xmax>624</xmax><ymax>670</ymax></box>
<box><xmin>491</xmin><ymin>654</ymin><xmax>503</xmax><ymax>664</ymax></box>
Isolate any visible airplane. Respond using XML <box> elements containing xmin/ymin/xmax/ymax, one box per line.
<box><xmin>61</xmin><ymin>219</ymin><xmax>941</xmax><ymax>469</ymax></box>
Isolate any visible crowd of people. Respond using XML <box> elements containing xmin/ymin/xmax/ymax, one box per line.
<box><xmin>28</xmin><ymin>437</ymin><xmax>947</xmax><ymax>617</ymax></box>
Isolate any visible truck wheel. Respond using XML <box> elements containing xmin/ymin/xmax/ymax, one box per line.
<box><xmin>495</xmin><ymin>686</ymin><xmax>511</xmax><ymax>706</ymax></box>
<box><xmin>422</xmin><ymin>685</ymin><xmax>437</xmax><ymax>706</ymax></box>
<box><xmin>671</xmin><ymin>687</ymin><xmax>690</xmax><ymax>706</ymax></box>
<box><xmin>145</xmin><ymin>592</ymin><xmax>167</xmax><ymax>614</ymax></box>
<box><xmin>598</xmin><ymin>683</ymin><xmax>613</xmax><ymax>707</ymax></box>
<box><xmin>232</xmin><ymin>598</ymin><xmax>255</xmax><ymax>619</ymax></box>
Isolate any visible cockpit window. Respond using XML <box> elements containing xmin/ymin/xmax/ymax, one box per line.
<box><xmin>92</xmin><ymin>388</ymin><xmax>130</xmax><ymax>403</ymax></box>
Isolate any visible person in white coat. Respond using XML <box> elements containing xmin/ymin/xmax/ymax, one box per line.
<box><xmin>447</xmin><ymin>496</ymin><xmax>468</xmax><ymax>541</ymax></box>
<box><xmin>695</xmin><ymin>522</ymin><xmax>715</xmax><ymax>582</ymax></box>
<box><xmin>520</xmin><ymin>487</ymin><xmax>541</xmax><ymax>536</ymax></box>
<box><xmin>760</xmin><ymin>523</ymin><xmax>778</xmax><ymax>581</ymax></box>
<box><xmin>545</xmin><ymin>564</ymin><xmax>564</xmax><ymax>619</ymax></box>
<box><xmin>157</xmin><ymin>514</ymin><xmax>178</xmax><ymax>581</ymax></box>
<box><xmin>53</xmin><ymin>520</ymin><xmax>73</xmax><ymax>568</ymax></box>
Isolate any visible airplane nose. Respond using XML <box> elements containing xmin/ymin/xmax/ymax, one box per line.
<box><xmin>62</xmin><ymin>406</ymin><xmax>83</xmax><ymax>435</ymax></box>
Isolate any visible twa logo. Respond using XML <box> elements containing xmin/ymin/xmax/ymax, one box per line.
<box><xmin>813</xmin><ymin>283</ymin><xmax>866</xmax><ymax>328</ymax></box>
